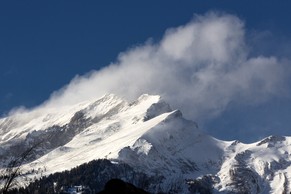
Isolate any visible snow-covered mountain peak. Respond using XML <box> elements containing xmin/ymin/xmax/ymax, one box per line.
<box><xmin>256</xmin><ymin>135</ymin><xmax>286</xmax><ymax>147</ymax></box>
<box><xmin>0</xmin><ymin>94</ymin><xmax>168</xmax><ymax>143</ymax></box>
<box><xmin>1</xmin><ymin>94</ymin><xmax>291</xmax><ymax>193</ymax></box>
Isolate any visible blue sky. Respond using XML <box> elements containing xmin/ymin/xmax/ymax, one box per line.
<box><xmin>1</xmin><ymin>1</ymin><xmax>291</xmax><ymax>142</ymax></box>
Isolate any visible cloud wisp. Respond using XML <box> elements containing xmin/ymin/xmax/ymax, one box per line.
<box><xmin>25</xmin><ymin>12</ymin><xmax>290</xmax><ymax>122</ymax></box>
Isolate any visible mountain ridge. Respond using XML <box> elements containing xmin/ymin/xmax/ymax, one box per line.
<box><xmin>0</xmin><ymin>94</ymin><xmax>291</xmax><ymax>193</ymax></box>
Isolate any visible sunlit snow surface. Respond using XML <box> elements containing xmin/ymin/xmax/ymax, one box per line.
<box><xmin>1</xmin><ymin>94</ymin><xmax>291</xmax><ymax>193</ymax></box>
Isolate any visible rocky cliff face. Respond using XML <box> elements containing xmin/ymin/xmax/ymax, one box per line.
<box><xmin>1</xmin><ymin>94</ymin><xmax>291</xmax><ymax>193</ymax></box>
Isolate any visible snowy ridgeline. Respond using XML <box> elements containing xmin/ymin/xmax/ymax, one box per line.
<box><xmin>1</xmin><ymin>94</ymin><xmax>291</xmax><ymax>193</ymax></box>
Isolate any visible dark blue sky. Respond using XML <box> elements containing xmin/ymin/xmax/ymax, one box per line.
<box><xmin>1</xmin><ymin>1</ymin><xmax>291</xmax><ymax>142</ymax></box>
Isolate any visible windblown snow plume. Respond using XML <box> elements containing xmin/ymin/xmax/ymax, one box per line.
<box><xmin>32</xmin><ymin>12</ymin><xmax>289</xmax><ymax>119</ymax></box>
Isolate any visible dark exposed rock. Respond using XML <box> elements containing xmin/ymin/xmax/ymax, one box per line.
<box><xmin>143</xmin><ymin>101</ymin><xmax>172</xmax><ymax>121</ymax></box>
<box><xmin>187</xmin><ymin>175</ymin><xmax>218</xmax><ymax>194</ymax></box>
<box><xmin>257</xmin><ymin>135</ymin><xmax>286</xmax><ymax>147</ymax></box>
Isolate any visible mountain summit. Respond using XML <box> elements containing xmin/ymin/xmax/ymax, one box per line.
<box><xmin>1</xmin><ymin>94</ymin><xmax>291</xmax><ymax>193</ymax></box>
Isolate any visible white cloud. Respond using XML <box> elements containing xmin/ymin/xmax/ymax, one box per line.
<box><xmin>37</xmin><ymin>12</ymin><xmax>289</xmax><ymax>121</ymax></box>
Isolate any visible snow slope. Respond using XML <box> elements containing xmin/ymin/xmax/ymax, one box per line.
<box><xmin>1</xmin><ymin>94</ymin><xmax>291</xmax><ymax>193</ymax></box>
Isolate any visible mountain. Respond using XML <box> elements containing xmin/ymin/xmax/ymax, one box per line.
<box><xmin>0</xmin><ymin>94</ymin><xmax>291</xmax><ymax>193</ymax></box>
